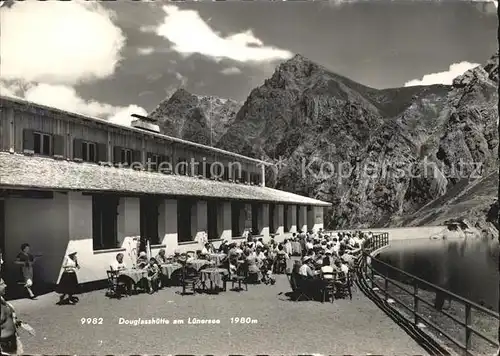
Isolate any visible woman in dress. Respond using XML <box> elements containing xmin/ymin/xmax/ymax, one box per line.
<box><xmin>14</xmin><ymin>244</ymin><xmax>36</xmax><ymax>299</ymax></box>
<box><xmin>57</xmin><ymin>250</ymin><xmax>80</xmax><ymax>305</ymax></box>
<box><xmin>244</xmin><ymin>249</ymin><xmax>262</xmax><ymax>283</ymax></box>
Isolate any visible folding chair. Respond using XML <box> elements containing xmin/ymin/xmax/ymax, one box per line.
<box><xmin>230</xmin><ymin>263</ymin><xmax>248</xmax><ymax>291</ymax></box>
<box><xmin>181</xmin><ymin>266</ymin><xmax>200</xmax><ymax>295</ymax></box>
<box><xmin>334</xmin><ymin>271</ymin><xmax>352</xmax><ymax>300</ymax></box>
<box><xmin>106</xmin><ymin>270</ymin><xmax>128</xmax><ymax>298</ymax></box>
<box><xmin>287</xmin><ymin>273</ymin><xmax>312</xmax><ymax>301</ymax></box>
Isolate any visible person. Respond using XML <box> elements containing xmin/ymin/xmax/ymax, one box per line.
<box><xmin>57</xmin><ymin>250</ymin><xmax>80</xmax><ymax>305</ymax></box>
<box><xmin>155</xmin><ymin>249</ymin><xmax>167</xmax><ymax>264</ymax></box>
<box><xmin>201</xmin><ymin>243</ymin><xmax>212</xmax><ymax>256</ymax></box>
<box><xmin>320</xmin><ymin>257</ymin><xmax>334</xmax><ymax>280</ymax></box>
<box><xmin>219</xmin><ymin>240</ymin><xmax>229</xmax><ymax>254</ymax></box>
<box><xmin>14</xmin><ymin>244</ymin><xmax>37</xmax><ymax>299</ymax></box>
<box><xmin>0</xmin><ymin>279</ymin><xmax>23</xmax><ymax>355</ymax></box>
<box><xmin>110</xmin><ymin>253</ymin><xmax>127</xmax><ymax>271</ymax></box>
<box><xmin>244</xmin><ymin>249</ymin><xmax>262</xmax><ymax>283</ymax></box>
<box><xmin>145</xmin><ymin>258</ymin><xmax>160</xmax><ymax>294</ymax></box>
<box><xmin>298</xmin><ymin>256</ymin><xmax>315</xmax><ymax>279</ymax></box>
<box><xmin>136</xmin><ymin>251</ymin><xmax>148</xmax><ymax>269</ymax></box>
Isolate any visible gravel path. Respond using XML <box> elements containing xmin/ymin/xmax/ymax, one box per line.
<box><xmin>10</xmin><ymin>275</ymin><xmax>426</xmax><ymax>355</ymax></box>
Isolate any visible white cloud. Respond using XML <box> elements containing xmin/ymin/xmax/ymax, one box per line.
<box><xmin>220</xmin><ymin>67</ymin><xmax>242</xmax><ymax>75</ymax></box>
<box><xmin>137</xmin><ymin>47</ymin><xmax>155</xmax><ymax>55</ymax></box>
<box><xmin>0</xmin><ymin>2</ymin><xmax>145</xmax><ymax>127</ymax></box>
<box><xmin>0</xmin><ymin>1</ymin><xmax>126</xmax><ymax>84</ymax></box>
<box><xmin>404</xmin><ymin>61</ymin><xmax>480</xmax><ymax>87</ymax></box>
<box><xmin>146</xmin><ymin>5</ymin><xmax>293</xmax><ymax>63</ymax></box>
<box><xmin>175</xmin><ymin>72</ymin><xmax>188</xmax><ymax>86</ymax></box>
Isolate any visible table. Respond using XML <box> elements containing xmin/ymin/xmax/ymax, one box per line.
<box><xmin>207</xmin><ymin>253</ymin><xmax>226</xmax><ymax>266</ymax></box>
<box><xmin>118</xmin><ymin>269</ymin><xmax>148</xmax><ymax>284</ymax></box>
<box><xmin>187</xmin><ymin>259</ymin><xmax>213</xmax><ymax>271</ymax></box>
<box><xmin>200</xmin><ymin>268</ymin><xmax>228</xmax><ymax>291</ymax></box>
<box><xmin>159</xmin><ymin>263</ymin><xmax>183</xmax><ymax>279</ymax></box>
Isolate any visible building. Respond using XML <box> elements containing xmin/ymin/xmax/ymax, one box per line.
<box><xmin>0</xmin><ymin>95</ymin><xmax>330</xmax><ymax>288</ymax></box>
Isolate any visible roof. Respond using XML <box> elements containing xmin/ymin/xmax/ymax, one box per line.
<box><xmin>0</xmin><ymin>153</ymin><xmax>331</xmax><ymax>207</ymax></box>
<box><xmin>0</xmin><ymin>95</ymin><xmax>271</xmax><ymax>166</ymax></box>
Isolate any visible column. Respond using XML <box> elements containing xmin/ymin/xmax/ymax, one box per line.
<box><xmin>195</xmin><ymin>200</ymin><xmax>208</xmax><ymax>242</ymax></box>
<box><xmin>260</xmin><ymin>204</ymin><xmax>270</xmax><ymax>241</ymax></box>
<box><xmin>289</xmin><ymin>205</ymin><xmax>297</xmax><ymax>233</ymax></box>
<box><xmin>220</xmin><ymin>202</ymin><xmax>232</xmax><ymax>241</ymax></box>
<box><xmin>276</xmin><ymin>204</ymin><xmax>284</xmax><ymax>236</ymax></box>
<box><xmin>261</xmin><ymin>163</ymin><xmax>266</xmax><ymax>187</ymax></box>
<box><xmin>299</xmin><ymin>205</ymin><xmax>307</xmax><ymax>233</ymax></box>
<box><xmin>307</xmin><ymin>206</ymin><xmax>314</xmax><ymax>232</ymax></box>
<box><xmin>313</xmin><ymin>206</ymin><xmax>324</xmax><ymax>232</ymax></box>
<box><xmin>161</xmin><ymin>199</ymin><xmax>178</xmax><ymax>255</ymax></box>
<box><xmin>117</xmin><ymin>197</ymin><xmax>140</xmax><ymax>246</ymax></box>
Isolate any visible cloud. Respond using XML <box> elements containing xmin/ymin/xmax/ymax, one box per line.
<box><xmin>145</xmin><ymin>5</ymin><xmax>293</xmax><ymax>63</ymax></box>
<box><xmin>1</xmin><ymin>1</ymin><xmax>126</xmax><ymax>85</ymax></box>
<box><xmin>109</xmin><ymin>105</ymin><xmax>148</xmax><ymax>126</ymax></box>
<box><xmin>404</xmin><ymin>61</ymin><xmax>480</xmax><ymax>87</ymax></box>
<box><xmin>220</xmin><ymin>67</ymin><xmax>242</xmax><ymax>75</ymax></box>
<box><xmin>137</xmin><ymin>47</ymin><xmax>155</xmax><ymax>56</ymax></box>
<box><xmin>175</xmin><ymin>72</ymin><xmax>188</xmax><ymax>86</ymax></box>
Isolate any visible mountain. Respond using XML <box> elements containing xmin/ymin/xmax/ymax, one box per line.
<box><xmin>150</xmin><ymin>53</ymin><xmax>499</xmax><ymax>235</ymax></box>
<box><xmin>149</xmin><ymin>89</ymin><xmax>242</xmax><ymax>145</ymax></box>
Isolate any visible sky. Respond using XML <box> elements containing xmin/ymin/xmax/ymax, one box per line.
<box><xmin>0</xmin><ymin>0</ymin><xmax>498</xmax><ymax>126</ymax></box>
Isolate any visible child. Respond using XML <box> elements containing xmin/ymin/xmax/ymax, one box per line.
<box><xmin>0</xmin><ymin>279</ymin><xmax>23</xmax><ymax>355</ymax></box>
<box><xmin>146</xmin><ymin>258</ymin><xmax>160</xmax><ymax>294</ymax></box>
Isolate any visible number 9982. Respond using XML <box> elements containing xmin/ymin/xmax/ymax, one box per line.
<box><xmin>81</xmin><ymin>317</ymin><xmax>103</xmax><ymax>325</ymax></box>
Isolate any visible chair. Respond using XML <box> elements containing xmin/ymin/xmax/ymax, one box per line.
<box><xmin>181</xmin><ymin>266</ymin><xmax>200</xmax><ymax>295</ymax></box>
<box><xmin>334</xmin><ymin>271</ymin><xmax>352</xmax><ymax>300</ymax></box>
<box><xmin>287</xmin><ymin>273</ymin><xmax>312</xmax><ymax>301</ymax></box>
<box><xmin>321</xmin><ymin>278</ymin><xmax>336</xmax><ymax>303</ymax></box>
<box><xmin>106</xmin><ymin>270</ymin><xmax>127</xmax><ymax>298</ymax></box>
<box><xmin>230</xmin><ymin>262</ymin><xmax>248</xmax><ymax>291</ymax></box>
<box><xmin>274</xmin><ymin>255</ymin><xmax>287</xmax><ymax>274</ymax></box>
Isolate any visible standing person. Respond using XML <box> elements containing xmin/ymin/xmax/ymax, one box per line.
<box><xmin>56</xmin><ymin>250</ymin><xmax>80</xmax><ymax>305</ymax></box>
<box><xmin>14</xmin><ymin>244</ymin><xmax>37</xmax><ymax>299</ymax></box>
<box><xmin>0</xmin><ymin>279</ymin><xmax>23</xmax><ymax>355</ymax></box>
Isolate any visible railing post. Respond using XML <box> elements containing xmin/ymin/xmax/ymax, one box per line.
<box><xmin>465</xmin><ymin>304</ymin><xmax>472</xmax><ymax>353</ymax></box>
<box><xmin>370</xmin><ymin>264</ymin><xmax>374</xmax><ymax>289</ymax></box>
<box><xmin>384</xmin><ymin>277</ymin><xmax>388</xmax><ymax>301</ymax></box>
<box><xmin>413</xmin><ymin>280</ymin><xmax>419</xmax><ymax>326</ymax></box>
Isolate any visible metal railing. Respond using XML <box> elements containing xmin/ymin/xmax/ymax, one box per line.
<box><xmin>359</xmin><ymin>233</ymin><xmax>499</xmax><ymax>356</ymax></box>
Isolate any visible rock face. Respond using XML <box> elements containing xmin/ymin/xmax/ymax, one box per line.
<box><xmin>151</xmin><ymin>53</ymin><xmax>499</xmax><ymax>233</ymax></box>
<box><xmin>149</xmin><ymin>89</ymin><xmax>241</xmax><ymax>146</ymax></box>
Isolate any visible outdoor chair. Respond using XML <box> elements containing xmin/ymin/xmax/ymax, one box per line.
<box><xmin>321</xmin><ymin>278</ymin><xmax>336</xmax><ymax>303</ymax></box>
<box><xmin>230</xmin><ymin>262</ymin><xmax>248</xmax><ymax>291</ymax></box>
<box><xmin>334</xmin><ymin>271</ymin><xmax>352</xmax><ymax>300</ymax></box>
<box><xmin>181</xmin><ymin>266</ymin><xmax>200</xmax><ymax>295</ymax></box>
<box><xmin>287</xmin><ymin>273</ymin><xmax>312</xmax><ymax>301</ymax></box>
<box><xmin>106</xmin><ymin>270</ymin><xmax>128</xmax><ymax>298</ymax></box>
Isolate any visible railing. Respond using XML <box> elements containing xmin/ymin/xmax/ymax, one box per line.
<box><xmin>359</xmin><ymin>233</ymin><xmax>499</xmax><ymax>356</ymax></box>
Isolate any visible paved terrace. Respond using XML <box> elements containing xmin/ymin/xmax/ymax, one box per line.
<box><xmin>11</xmin><ymin>274</ymin><xmax>426</xmax><ymax>354</ymax></box>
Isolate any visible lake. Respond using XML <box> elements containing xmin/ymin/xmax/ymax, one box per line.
<box><xmin>375</xmin><ymin>238</ymin><xmax>499</xmax><ymax>311</ymax></box>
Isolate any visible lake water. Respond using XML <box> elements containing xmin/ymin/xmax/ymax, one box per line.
<box><xmin>375</xmin><ymin>238</ymin><xmax>499</xmax><ymax>311</ymax></box>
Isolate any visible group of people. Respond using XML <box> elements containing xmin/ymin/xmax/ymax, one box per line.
<box><xmin>289</xmin><ymin>230</ymin><xmax>369</xmax><ymax>299</ymax></box>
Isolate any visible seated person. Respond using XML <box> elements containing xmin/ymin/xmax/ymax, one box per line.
<box><xmin>219</xmin><ymin>240</ymin><xmax>229</xmax><ymax>254</ymax></box>
<box><xmin>298</xmin><ymin>256</ymin><xmax>316</xmax><ymax>279</ymax></box>
<box><xmin>155</xmin><ymin>249</ymin><xmax>168</xmax><ymax>264</ymax></box>
<box><xmin>110</xmin><ymin>253</ymin><xmax>127</xmax><ymax>271</ymax></box>
<box><xmin>244</xmin><ymin>249</ymin><xmax>262</xmax><ymax>283</ymax></box>
<box><xmin>0</xmin><ymin>279</ymin><xmax>22</xmax><ymax>355</ymax></box>
<box><xmin>200</xmin><ymin>243</ymin><xmax>212</xmax><ymax>256</ymax></box>
<box><xmin>145</xmin><ymin>258</ymin><xmax>161</xmax><ymax>293</ymax></box>
<box><xmin>255</xmin><ymin>246</ymin><xmax>266</xmax><ymax>261</ymax></box>
<box><xmin>320</xmin><ymin>257</ymin><xmax>334</xmax><ymax>280</ymax></box>
<box><xmin>334</xmin><ymin>259</ymin><xmax>349</xmax><ymax>275</ymax></box>
<box><xmin>136</xmin><ymin>251</ymin><xmax>148</xmax><ymax>269</ymax></box>
<box><xmin>256</xmin><ymin>238</ymin><xmax>264</xmax><ymax>249</ymax></box>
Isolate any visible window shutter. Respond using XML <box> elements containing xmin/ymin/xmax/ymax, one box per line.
<box><xmin>113</xmin><ymin>146</ymin><xmax>122</xmax><ymax>165</ymax></box>
<box><xmin>52</xmin><ymin>134</ymin><xmax>65</xmax><ymax>158</ymax></box>
<box><xmin>22</xmin><ymin>129</ymin><xmax>35</xmax><ymax>153</ymax></box>
<box><xmin>97</xmin><ymin>143</ymin><xmax>108</xmax><ymax>164</ymax></box>
<box><xmin>73</xmin><ymin>138</ymin><xmax>83</xmax><ymax>161</ymax></box>
<box><xmin>132</xmin><ymin>149</ymin><xmax>142</xmax><ymax>169</ymax></box>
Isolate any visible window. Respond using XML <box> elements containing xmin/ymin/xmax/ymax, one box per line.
<box><xmin>121</xmin><ymin>149</ymin><xmax>133</xmax><ymax>166</ymax></box>
<box><xmin>34</xmin><ymin>132</ymin><xmax>52</xmax><ymax>156</ymax></box>
<box><xmin>204</xmin><ymin>162</ymin><xmax>211</xmax><ymax>178</ymax></box>
<box><xmin>269</xmin><ymin>204</ymin><xmax>276</xmax><ymax>234</ymax></box>
<box><xmin>231</xmin><ymin>202</ymin><xmax>242</xmax><ymax>236</ymax></box>
<box><xmin>207</xmin><ymin>201</ymin><xmax>219</xmax><ymax>240</ymax></box>
<box><xmin>177</xmin><ymin>158</ymin><xmax>188</xmax><ymax>176</ymax></box>
<box><xmin>146</xmin><ymin>153</ymin><xmax>159</xmax><ymax>172</ymax></box>
<box><xmin>81</xmin><ymin>141</ymin><xmax>97</xmax><ymax>163</ymax></box>
<box><xmin>222</xmin><ymin>167</ymin><xmax>229</xmax><ymax>181</ymax></box>
<box><xmin>251</xmin><ymin>204</ymin><xmax>260</xmax><ymax>235</ymax></box>
<box><xmin>241</xmin><ymin>170</ymin><xmax>248</xmax><ymax>183</ymax></box>
<box><xmin>92</xmin><ymin>195</ymin><xmax>119</xmax><ymax>250</ymax></box>
<box><xmin>284</xmin><ymin>205</ymin><xmax>290</xmax><ymax>233</ymax></box>
<box><xmin>177</xmin><ymin>199</ymin><xmax>194</xmax><ymax>242</ymax></box>
<box><xmin>140</xmin><ymin>197</ymin><xmax>160</xmax><ymax>245</ymax></box>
